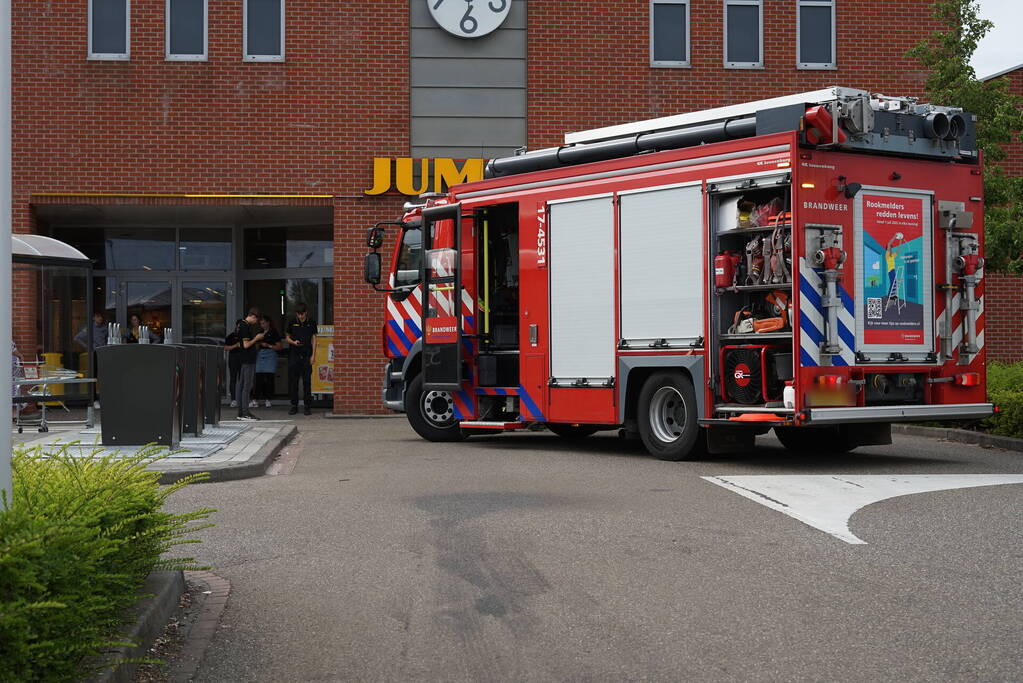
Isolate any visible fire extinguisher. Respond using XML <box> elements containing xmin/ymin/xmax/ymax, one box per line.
<box><xmin>715</xmin><ymin>251</ymin><xmax>740</xmax><ymax>289</ymax></box>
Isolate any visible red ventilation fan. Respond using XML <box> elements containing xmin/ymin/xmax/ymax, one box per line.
<box><xmin>721</xmin><ymin>345</ymin><xmax>784</xmax><ymax>405</ymax></box>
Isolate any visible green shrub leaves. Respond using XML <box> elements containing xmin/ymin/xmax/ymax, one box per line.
<box><xmin>0</xmin><ymin>444</ymin><xmax>214</xmax><ymax>681</ymax></box>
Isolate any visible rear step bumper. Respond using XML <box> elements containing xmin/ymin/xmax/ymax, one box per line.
<box><xmin>808</xmin><ymin>403</ymin><xmax>994</xmax><ymax>424</ymax></box>
<box><xmin>460</xmin><ymin>421</ymin><xmax>528</xmax><ymax>431</ymax></box>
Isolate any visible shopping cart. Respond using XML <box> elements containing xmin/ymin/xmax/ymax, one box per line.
<box><xmin>14</xmin><ymin>361</ymin><xmax>96</xmax><ymax>433</ymax></box>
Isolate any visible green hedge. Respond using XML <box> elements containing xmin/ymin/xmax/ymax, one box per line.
<box><xmin>982</xmin><ymin>362</ymin><xmax>1023</xmax><ymax>438</ymax></box>
<box><xmin>0</xmin><ymin>445</ymin><xmax>214</xmax><ymax>681</ymax></box>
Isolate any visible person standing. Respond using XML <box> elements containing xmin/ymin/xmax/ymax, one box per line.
<box><xmin>74</xmin><ymin>313</ymin><xmax>109</xmax><ymax>409</ymax></box>
<box><xmin>74</xmin><ymin>312</ymin><xmax>109</xmax><ymax>351</ymax></box>
<box><xmin>236</xmin><ymin>308</ymin><xmax>265</xmax><ymax>421</ymax></box>
<box><xmin>254</xmin><ymin>315</ymin><xmax>282</xmax><ymax>408</ymax></box>
<box><xmin>285</xmin><ymin>303</ymin><xmax>317</xmax><ymax>416</ymax></box>
<box><xmin>125</xmin><ymin>314</ymin><xmax>143</xmax><ymax>343</ymax></box>
<box><xmin>225</xmin><ymin>318</ymin><xmax>244</xmax><ymax>408</ymax></box>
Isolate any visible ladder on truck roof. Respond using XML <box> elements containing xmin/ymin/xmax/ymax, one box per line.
<box><xmin>565</xmin><ymin>87</ymin><xmax>864</xmax><ymax>145</ymax></box>
<box><xmin>484</xmin><ymin>87</ymin><xmax>976</xmax><ymax>179</ymax></box>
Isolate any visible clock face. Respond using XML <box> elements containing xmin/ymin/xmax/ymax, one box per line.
<box><xmin>427</xmin><ymin>0</ymin><xmax>512</xmax><ymax>39</ymax></box>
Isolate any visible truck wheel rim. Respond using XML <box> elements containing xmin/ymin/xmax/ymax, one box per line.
<box><xmin>650</xmin><ymin>386</ymin><xmax>685</xmax><ymax>443</ymax></box>
<box><xmin>423</xmin><ymin>390</ymin><xmax>455</xmax><ymax>426</ymax></box>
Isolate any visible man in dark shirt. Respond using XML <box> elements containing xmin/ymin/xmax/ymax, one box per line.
<box><xmin>285</xmin><ymin>303</ymin><xmax>317</xmax><ymax>415</ymax></box>
<box><xmin>237</xmin><ymin>308</ymin><xmax>265</xmax><ymax>421</ymax></box>
<box><xmin>224</xmin><ymin>318</ymin><xmax>244</xmax><ymax>407</ymax></box>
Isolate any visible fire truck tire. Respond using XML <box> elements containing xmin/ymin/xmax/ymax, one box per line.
<box><xmin>546</xmin><ymin>423</ymin><xmax>601</xmax><ymax>439</ymax></box>
<box><xmin>637</xmin><ymin>372</ymin><xmax>701</xmax><ymax>461</ymax></box>
<box><xmin>773</xmin><ymin>426</ymin><xmax>856</xmax><ymax>453</ymax></box>
<box><xmin>405</xmin><ymin>374</ymin><xmax>467</xmax><ymax>442</ymax></box>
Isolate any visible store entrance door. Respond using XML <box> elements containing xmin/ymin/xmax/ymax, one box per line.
<box><xmin>124</xmin><ymin>280</ymin><xmax>172</xmax><ymax>342</ymax></box>
<box><xmin>111</xmin><ymin>278</ymin><xmax>232</xmax><ymax>345</ymax></box>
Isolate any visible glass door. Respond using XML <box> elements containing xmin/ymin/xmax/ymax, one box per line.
<box><xmin>182</xmin><ymin>281</ymin><xmax>229</xmax><ymax>344</ymax></box>
<box><xmin>124</xmin><ymin>280</ymin><xmax>173</xmax><ymax>343</ymax></box>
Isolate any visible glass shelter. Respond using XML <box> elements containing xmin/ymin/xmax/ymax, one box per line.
<box><xmin>12</xmin><ymin>234</ymin><xmax>94</xmax><ymax>400</ymax></box>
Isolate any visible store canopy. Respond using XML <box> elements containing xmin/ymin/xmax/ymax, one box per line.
<box><xmin>12</xmin><ymin>234</ymin><xmax>89</xmax><ymax>264</ymax></box>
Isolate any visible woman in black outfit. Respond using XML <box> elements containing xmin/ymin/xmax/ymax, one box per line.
<box><xmin>253</xmin><ymin>315</ymin><xmax>282</xmax><ymax>408</ymax></box>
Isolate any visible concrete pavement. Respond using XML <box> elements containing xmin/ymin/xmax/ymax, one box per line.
<box><xmin>163</xmin><ymin>418</ymin><xmax>1023</xmax><ymax>681</ymax></box>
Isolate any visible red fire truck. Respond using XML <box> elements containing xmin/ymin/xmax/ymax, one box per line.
<box><xmin>364</xmin><ymin>87</ymin><xmax>992</xmax><ymax>459</ymax></box>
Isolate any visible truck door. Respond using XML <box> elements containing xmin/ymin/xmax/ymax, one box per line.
<box><xmin>421</xmin><ymin>202</ymin><xmax>465</xmax><ymax>391</ymax></box>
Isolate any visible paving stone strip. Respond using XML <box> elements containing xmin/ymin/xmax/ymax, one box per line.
<box><xmin>164</xmin><ymin>572</ymin><xmax>233</xmax><ymax>683</ymax></box>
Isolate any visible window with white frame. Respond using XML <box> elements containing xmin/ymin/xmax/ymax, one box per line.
<box><xmin>797</xmin><ymin>0</ymin><xmax>836</xmax><ymax>68</ymax></box>
<box><xmin>88</xmin><ymin>0</ymin><xmax>130</xmax><ymax>60</ymax></box>
<box><xmin>167</xmin><ymin>0</ymin><xmax>207</xmax><ymax>61</ymax></box>
<box><xmin>723</xmin><ymin>0</ymin><xmax>762</xmax><ymax>68</ymax></box>
<box><xmin>244</xmin><ymin>0</ymin><xmax>285</xmax><ymax>62</ymax></box>
<box><xmin>650</xmin><ymin>0</ymin><xmax>690</xmax><ymax>67</ymax></box>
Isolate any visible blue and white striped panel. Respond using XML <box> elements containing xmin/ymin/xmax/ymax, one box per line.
<box><xmin>798</xmin><ymin>257</ymin><xmax>856</xmax><ymax>367</ymax></box>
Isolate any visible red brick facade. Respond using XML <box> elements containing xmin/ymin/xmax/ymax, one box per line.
<box><xmin>13</xmin><ymin>1</ymin><xmax>408</xmax><ymax>412</ymax></box>
<box><xmin>19</xmin><ymin>0</ymin><xmax>1018</xmax><ymax>416</ymax></box>
<box><xmin>982</xmin><ymin>273</ymin><xmax>1023</xmax><ymax>363</ymax></box>
<box><xmin>526</xmin><ymin>0</ymin><xmax>937</xmax><ymax>149</ymax></box>
<box><xmin>984</xmin><ymin>65</ymin><xmax>1023</xmax><ymax>176</ymax></box>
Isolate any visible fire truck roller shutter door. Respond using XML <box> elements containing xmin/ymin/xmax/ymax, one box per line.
<box><xmin>619</xmin><ymin>182</ymin><xmax>704</xmax><ymax>347</ymax></box>
<box><xmin>549</xmin><ymin>194</ymin><xmax>616</xmax><ymax>384</ymax></box>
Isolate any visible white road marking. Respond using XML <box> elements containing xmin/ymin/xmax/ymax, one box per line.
<box><xmin>703</xmin><ymin>474</ymin><xmax>1023</xmax><ymax>544</ymax></box>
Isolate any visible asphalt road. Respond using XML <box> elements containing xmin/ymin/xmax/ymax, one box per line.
<box><xmin>163</xmin><ymin>415</ymin><xmax>1023</xmax><ymax>682</ymax></box>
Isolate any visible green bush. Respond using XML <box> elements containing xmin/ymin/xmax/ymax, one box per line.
<box><xmin>0</xmin><ymin>444</ymin><xmax>214</xmax><ymax>681</ymax></box>
<box><xmin>983</xmin><ymin>388</ymin><xmax>1023</xmax><ymax>438</ymax></box>
<box><xmin>977</xmin><ymin>362</ymin><xmax>1023</xmax><ymax>438</ymax></box>
<box><xmin>986</xmin><ymin>362</ymin><xmax>1023</xmax><ymax>394</ymax></box>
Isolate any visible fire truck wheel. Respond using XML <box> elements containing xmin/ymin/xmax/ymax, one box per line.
<box><xmin>773</xmin><ymin>426</ymin><xmax>856</xmax><ymax>453</ymax></box>
<box><xmin>546</xmin><ymin>423</ymin><xmax>601</xmax><ymax>439</ymax></box>
<box><xmin>637</xmin><ymin>372</ymin><xmax>700</xmax><ymax>461</ymax></box>
<box><xmin>405</xmin><ymin>374</ymin><xmax>467</xmax><ymax>442</ymax></box>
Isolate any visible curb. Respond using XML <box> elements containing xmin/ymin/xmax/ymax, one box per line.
<box><xmin>168</xmin><ymin>571</ymin><xmax>232</xmax><ymax>682</ymax></box>
<box><xmin>892</xmin><ymin>423</ymin><xmax>1023</xmax><ymax>452</ymax></box>
<box><xmin>157</xmin><ymin>424</ymin><xmax>298</xmax><ymax>485</ymax></box>
<box><xmin>92</xmin><ymin>570</ymin><xmax>185</xmax><ymax>683</ymax></box>
<box><xmin>324</xmin><ymin>412</ymin><xmax>403</xmax><ymax>419</ymax></box>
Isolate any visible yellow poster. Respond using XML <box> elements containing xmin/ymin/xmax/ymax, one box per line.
<box><xmin>312</xmin><ymin>325</ymin><xmax>334</xmax><ymax>394</ymax></box>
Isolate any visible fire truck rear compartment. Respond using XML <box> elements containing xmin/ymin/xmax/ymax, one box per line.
<box><xmin>709</xmin><ymin>176</ymin><xmax>795</xmax><ymax>414</ymax></box>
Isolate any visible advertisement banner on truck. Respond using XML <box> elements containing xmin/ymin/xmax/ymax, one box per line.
<box><xmin>860</xmin><ymin>194</ymin><xmax>926</xmax><ymax>346</ymax></box>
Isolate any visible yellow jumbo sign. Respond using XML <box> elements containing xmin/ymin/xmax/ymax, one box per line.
<box><xmin>364</xmin><ymin>158</ymin><xmax>485</xmax><ymax>196</ymax></box>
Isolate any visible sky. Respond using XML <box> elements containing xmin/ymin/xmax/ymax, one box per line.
<box><xmin>970</xmin><ymin>0</ymin><xmax>1021</xmax><ymax>79</ymax></box>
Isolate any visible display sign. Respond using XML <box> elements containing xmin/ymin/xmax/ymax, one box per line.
<box><xmin>364</xmin><ymin>157</ymin><xmax>484</xmax><ymax>196</ymax></box>
<box><xmin>860</xmin><ymin>194</ymin><xmax>926</xmax><ymax>346</ymax></box>
<box><xmin>311</xmin><ymin>325</ymin><xmax>333</xmax><ymax>395</ymax></box>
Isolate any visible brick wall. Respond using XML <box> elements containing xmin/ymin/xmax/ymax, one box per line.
<box><xmin>989</xmin><ymin>67</ymin><xmax>1023</xmax><ymax>176</ymax></box>
<box><xmin>526</xmin><ymin>0</ymin><xmax>938</xmax><ymax>149</ymax></box>
<box><xmin>984</xmin><ymin>272</ymin><xmax>1023</xmax><ymax>363</ymax></box>
<box><xmin>12</xmin><ymin>0</ymin><xmax>409</xmax><ymax>413</ymax></box>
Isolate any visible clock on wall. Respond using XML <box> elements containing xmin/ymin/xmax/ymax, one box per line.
<box><xmin>428</xmin><ymin>0</ymin><xmax>512</xmax><ymax>39</ymax></box>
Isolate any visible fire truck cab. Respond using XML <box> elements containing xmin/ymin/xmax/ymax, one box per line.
<box><xmin>365</xmin><ymin>87</ymin><xmax>992</xmax><ymax>460</ymax></box>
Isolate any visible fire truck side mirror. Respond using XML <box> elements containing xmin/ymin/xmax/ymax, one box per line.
<box><xmin>366</xmin><ymin>226</ymin><xmax>386</xmax><ymax>249</ymax></box>
<box><xmin>363</xmin><ymin>252</ymin><xmax>382</xmax><ymax>285</ymax></box>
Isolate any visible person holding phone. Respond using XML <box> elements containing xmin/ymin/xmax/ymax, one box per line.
<box><xmin>285</xmin><ymin>303</ymin><xmax>317</xmax><ymax>415</ymax></box>
<box><xmin>236</xmin><ymin>307</ymin><xmax>265</xmax><ymax>421</ymax></box>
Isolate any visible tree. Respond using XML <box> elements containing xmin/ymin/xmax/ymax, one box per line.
<box><xmin>908</xmin><ymin>0</ymin><xmax>1023</xmax><ymax>271</ymax></box>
